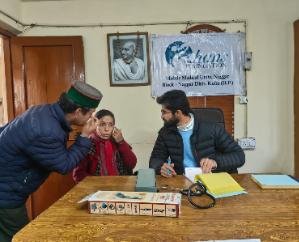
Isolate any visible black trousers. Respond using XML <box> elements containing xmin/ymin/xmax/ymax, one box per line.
<box><xmin>0</xmin><ymin>204</ymin><xmax>29</xmax><ymax>242</ymax></box>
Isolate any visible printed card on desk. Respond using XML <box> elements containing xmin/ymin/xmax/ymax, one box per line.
<box><xmin>184</xmin><ymin>167</ymin><xmax>203</xmax><ymax>182</ymax></box>
<box><xmin>83</xmin><ymin>191</ymin><xmax>182</xmax><ymax>218</ymax></box>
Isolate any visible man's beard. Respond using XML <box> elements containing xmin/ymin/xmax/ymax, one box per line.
<box><xmin>163</xmin><ymin>116</ymin><xmax>179</xmax><ymax>128</ymax></box>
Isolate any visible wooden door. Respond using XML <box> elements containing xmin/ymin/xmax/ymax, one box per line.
<box><xmin>10</xmin><ymin>36</ymin><xmax>85</xmax><ymax>219</ymax></box>
<box><xmin>183</xmin><ymin>24</ymin><xmax>234</xmax><ymax>136</ymax></box>
<box><xmin>294</xmin><ymin>20</ymin><xmax>299</xmax><ymax>177</ymax></box>
<box><xmin>0</xmin><ymin>32</ymin><xmax>15</xmax><ymax>123</ymax></box>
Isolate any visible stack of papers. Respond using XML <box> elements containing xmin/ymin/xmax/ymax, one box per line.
<box><xmin>251</xmin><ymin>174</ymin><xmax>299</xmax><ymax>189</ymax></box>
<box><xmin>195</xmin><ymin>172</ymin><xmax>246</xmax><ymax>198</ymax></box>
<box><xmin>184</xmin><ymin>167</ymin><xmax>203</xmax><ymax>182</ymax></box>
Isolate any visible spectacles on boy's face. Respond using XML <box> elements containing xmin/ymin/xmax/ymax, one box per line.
<box><xmin>97</xmin><ymin>122</ymin><xmax>114</xmax><ymax>129</ymax></box>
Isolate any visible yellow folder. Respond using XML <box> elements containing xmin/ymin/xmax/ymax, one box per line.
<box><xmin>195</xmin><ymin>172</ymin><xmax>244</xmax><ymax>196</ymax></box>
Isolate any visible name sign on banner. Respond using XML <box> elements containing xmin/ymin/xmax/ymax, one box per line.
<box><xmin>151</xmin><ymin>33</ymin><xmax>246</xmax><ymax>97</ymax></box>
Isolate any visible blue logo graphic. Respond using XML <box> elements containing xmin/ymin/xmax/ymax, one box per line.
<box><xmin>165</xmin><ymin>41</ymin><xmax>193</xmax><ymax>67</ymax></box>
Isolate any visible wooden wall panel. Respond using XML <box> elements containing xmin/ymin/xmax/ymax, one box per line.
<box><xmin>189</xmin><ymin>96</ymin><xmax>234</xmax><ymax>136</ymax></box>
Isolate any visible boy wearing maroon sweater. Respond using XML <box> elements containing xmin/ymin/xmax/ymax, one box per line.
<box><xmin>73</xmin><ymin>109</ymin><xmax>137</xmax><ymax>182</ymax></box>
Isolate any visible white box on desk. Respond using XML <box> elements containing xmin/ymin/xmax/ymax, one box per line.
<box><xmin>84</xmin><ymin>191</ymin><xmax>181</xmax><ymax>217</ymax></box>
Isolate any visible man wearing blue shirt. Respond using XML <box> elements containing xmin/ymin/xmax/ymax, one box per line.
<box><xmin>149</xmin><ymin>90</ymin><xmax>245</xmax><ymax>177</ymax></box>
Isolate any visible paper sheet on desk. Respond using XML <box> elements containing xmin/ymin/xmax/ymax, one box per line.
<box><xmin>184</xmin><ymin>167</ymin><xmax>203</xmax><ymax>182</ymax></box>
<box><xmin>208</xmin><ymin>190</ymin><xmax>247</xmax><ymax>199</ymax></box>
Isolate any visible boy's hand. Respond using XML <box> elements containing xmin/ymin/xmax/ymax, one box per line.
<box><xmin>112</xmin><ymin>127</ymin><xmax>124</xmax><ymax>143</ymax></box>
<box><xmin>81</xmin><ymin>116</ymin><xmax>97</xmax><ymax>137</ymax></box>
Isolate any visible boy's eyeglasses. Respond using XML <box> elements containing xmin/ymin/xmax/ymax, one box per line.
<box><xmin>97</xmin><ymin>123</ymin><xmax>114</xmax><ymax>128</ymax></box>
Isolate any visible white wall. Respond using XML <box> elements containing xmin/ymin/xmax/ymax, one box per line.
<box><xmin>0</xmin><ymin>0</ymin><xmax>22</xmax><ymax>33</ymax></box>
<box><xmin>5</xmin><ymin>0</ymin><xmax>297</xmax><ymax>174</ymax></box>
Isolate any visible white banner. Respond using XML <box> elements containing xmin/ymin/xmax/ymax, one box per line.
<box><xmin>151</xmin><ymin>33</ymin><xmax>246</xmax><ymax>97</ymax></box>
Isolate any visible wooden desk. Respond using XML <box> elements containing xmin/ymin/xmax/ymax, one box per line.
<box><xmin>13</xmin><ymin>175</ymin><xmax>299</xmax><ymax>242</ymax></box>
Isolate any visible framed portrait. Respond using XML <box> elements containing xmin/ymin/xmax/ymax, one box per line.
<box><xmin>107</xmin><ymin>32</ymin><xmax>150</xmax><ymax>86</ymax></box>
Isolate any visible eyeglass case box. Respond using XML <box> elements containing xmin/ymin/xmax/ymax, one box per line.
<box><xmin>135</xmin><ymin>168</ymin><xmax>157</xmax><ymax>192</ymax></box>
<box><xmin>84</xmin><ymin>191</ymin><xmax>181</xmax><ymax>217</ymax></box>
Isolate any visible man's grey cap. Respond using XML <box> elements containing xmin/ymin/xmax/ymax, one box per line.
<box><xmin>73</xmin><ymin>81</ymin><xmax>103</xmax><ymax>100</ymax></box>
<box><xmin>66</xmin><ymin>81</ymin><xmax>103</xmax><ymax>108</ymax></box>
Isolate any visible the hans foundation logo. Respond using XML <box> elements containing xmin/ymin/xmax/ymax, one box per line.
<box><xmin>165</xmin><ymin>41</ymin><xmax>192</xmax><ymax>67</ymax></box>
<box><xmin>165</xmin><ymin>41</ymin><xmax>228</xmax><ymax>68</ymax></box>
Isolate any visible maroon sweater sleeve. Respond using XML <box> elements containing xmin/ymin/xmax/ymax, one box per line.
<box><xmin>117</xmin><ymin>141</ymin><xmax>137</xmax><ymax>169</ymax></box>
<box><xmin>72</xmin><ymin>156</ymin><xmax>89</xmax><ymax>183</ymax></box>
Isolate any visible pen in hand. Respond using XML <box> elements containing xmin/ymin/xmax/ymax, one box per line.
<box><xmin>161</xmin><ymin>158</ymin><xmax>176</xmax><ymax>177</ymax></box>
<box><xmin>165</xmin><ymin>158</ymin><xmax>176</xmax><ymax>177</ymax></box>
<box><xmin>167</xmin><ymin>158</ymin><xmax>172</xmax><ymax>175</ymax></box>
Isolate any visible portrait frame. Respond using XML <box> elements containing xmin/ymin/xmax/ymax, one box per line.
<box><xmin>107</xmin><ymin>32</ymin><xmax>150</xmax><ymax>86</ymax></box>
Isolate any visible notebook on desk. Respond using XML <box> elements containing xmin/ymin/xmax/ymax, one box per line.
<box><xmin>195</xmin><ymin>172</ymin><xmax>246</xmax><ymax>198</ymax></box>
<box><xmin>251</xmin><ymin>174</ymin><xmax>299</xmax><ymax>189</ymax></box>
